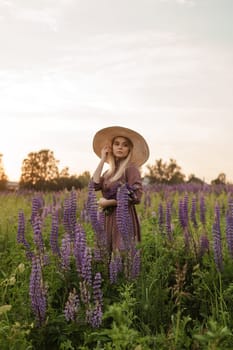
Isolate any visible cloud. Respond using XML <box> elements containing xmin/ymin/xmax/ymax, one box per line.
<box><xmin>176</xmin><ymin>0</ymin><xmax>195</xmax><ymax>5</ymax></box>
<box><xmin>160</xmin><ymin>0</ymin><xmax>196</xmax><ymax>5</ymax></box>
<box><xmin>1</xmin><ymin>28</ymin><xmax>232</xmax><ymax>120</ymax></box>
<box><xmin>0</xmin><ymin>0</ymin><xmax>73</xmax><ymax>31</ymax></box>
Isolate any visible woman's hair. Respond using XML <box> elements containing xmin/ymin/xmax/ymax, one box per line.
<box><xmin>105</xmin><ymin>136</ymin><xmax>133</xmax><ymax>182</ymax></box>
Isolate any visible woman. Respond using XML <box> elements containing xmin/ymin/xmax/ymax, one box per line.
<box><xmin>92</xmin><ymin>126</ymin><xmax>149</xmax><ymax>253</ymax></box>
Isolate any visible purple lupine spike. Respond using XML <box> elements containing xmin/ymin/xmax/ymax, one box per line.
<box><xmin>50</xmin><ymin>209</ymin><xmax>60</xmax><ymax>256</ymax></box>
<box><xmin>60</xmin><ymin>233</ymin><xmax>72</xmax><ymax>270</ymax></box>
<box><xmin>32</xmin><ymin>214</ymin><xmax>44</xmax><ymax>254</ymax></box>
<box><xmin>63</xmin><ymin>197</ymin><xmax>72</xmax><ymax>235</ymax></box>
<box><xmin>179</xmin><ymin>195</ymin><xmax>189</xmax><ymax>230</ymax></box>
<box><xmin>88</xmin><ymin>272</ymin><xmax>103</xmax><ymax>328</ymax></box>
<box><xmin>183</xmin><ymin>194</ymin><xmax>189</xmax><ymax>227</ymax></box>
<box><xmin>70</xmin><ymin>189</ymin><xmax>77</xmax><ymax>232</ymax></box>
<box><xmin>17</xmin><ymin>210</ymin><xmax>33</xmax><ymax>259</ymax></box>
<box><xmin>212</xmin><ymin>203</ymin><xmax>223</xmax><ymax>271</ymax></box>
<box><xmin>81</xmin><ymin>247</ymin><xmax>92</xmax><ymax>285</ymax></box>
<box><xmin>89</xmin><ymin>303</ymin><xmax>103</xmax><ymax>328</ymax></box>
<box><xmin>158</xmin><ymin>203</ymin><xmax>164</xmax><ymax>232</ymax></box>
<box><xmin>31</xmin><ymin>196</ymin><xmax>44</xmax><ymax>223</ymax></box>
<box><xmin>109</xmin><ymin>251</ymin><xmax>123</xmax><ymax>284</ymax></box>
<box><xmin>229</xmin><ymin>198</ymin><xmax>233</xmax><ymax>217</ymax></box>
<box><xmin>87</xmin><ymin>182</ymin><xmax>107</xmax><ymax>257</ymax></box>
<box><xmin>191</xmin><ymin>196</ymin><xmax>198</xmax><ymax>228</ymax></box>
<box><xmin>116</xmin><ymin>183</ymin><xmax>134</xmax><ymax>249</ymax></box>
<box><xmin>199</xmin><ymin>234</ymin><xmax>209</xmax><ymax>259</ymax></box>
<box><xmin>179</xmin><ymin>199</ymin><xmax>186</xmax><ymax>229</ymax></box>
<box><xmin>86</xmin><ymin>181</ymin><xmax>99</xmax><ymax>231</ymax></box>
<box><xmin>64</xmin><ymin>288</ymin><xmax>79</xmax><ymax>322</ymax></box>
<box><xmin>29</xmin><ymin>254</ymin><xmax>47</xmax><ymax>326</ymax></box>
<box><xmin>109</xmin><ymin>253</ymin><xmax>118</xmax><ymax>284</ymax></box>
<box><xmin>200</xmin><ymin>196</ymin><xmax>206</xmax><ymax>226</ymax></box>
<box><xmin>63</xmin><ymin>189</ymin><xmax>77</xmax><ymax>237</ymax></box>
<box><xmin>165</xmin><ymin>201</ymin><xmax>173</xmax><ymax>241</ymax></box>
<box><xmin>79</xmin><ymin>280</ymin><xmax>91</xmax><ymax>305</ymax></box>
<box><xmin>73</xmin><ymin>223</ymin><xmax>87</xmax><ymax>273</ymax></box>
<box><xmin>93</xmin><ymin>272</ymin><xmax>103</xmax><ymax>305</ymax></box>
<box><xmin>226</xmin><ymin>199</ymin><xmax>233</xmax><ymax>258</ymax></box>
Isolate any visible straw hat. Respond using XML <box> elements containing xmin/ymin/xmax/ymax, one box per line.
<box><xmin>93</xmin><ymin>126</ymin><xmax>150</xmax><ymax>166</ymax></box>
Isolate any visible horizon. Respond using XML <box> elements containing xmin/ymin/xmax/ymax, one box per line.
<box><xmin>2</xmin><ymin>150</ymin><xmax>230</xmax><ymax>185</ymax></box>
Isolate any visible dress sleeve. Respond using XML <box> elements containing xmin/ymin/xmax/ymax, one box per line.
<box><xmin>93</xmin><ymin>176</ymin><xmax>104</xmax><ymax>191</ymax></box>
<box><xmin>125</xmin><ymin>165</ymin><xmax>143</xmax><ymax>204</ymax></box>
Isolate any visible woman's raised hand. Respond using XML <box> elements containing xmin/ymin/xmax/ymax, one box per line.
<box><xmin>101</xmin><ymin>145</ymin><xmax>111</xmax><ymax>161</ymax></box>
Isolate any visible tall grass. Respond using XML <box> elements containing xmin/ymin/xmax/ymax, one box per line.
<box><xmin>1</xmin><ymin>184</ymin><xmax>233</xmax><ymax>349</ymax></box>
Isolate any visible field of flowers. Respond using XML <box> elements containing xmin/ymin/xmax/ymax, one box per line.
<box><xmin>1</xmin><ymin>183</ymin><xmax>233</xmax><ymax>349</ymax></box>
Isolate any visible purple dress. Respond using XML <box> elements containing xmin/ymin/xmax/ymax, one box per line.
<box><xmin>94</xmin><ymin>164</ymin><xmax>143</xmax><ymax>252</ymax></box>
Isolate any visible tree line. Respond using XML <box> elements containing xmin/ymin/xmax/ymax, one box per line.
<box><xmin>0</xmin><ymin>150</ymin><xmax>229</xmax><ymax>191</ymax></box>
<box><xmin>0</xmin><ymin>150</ymin><xmax>90</xmax><ymax>191</ymax></box>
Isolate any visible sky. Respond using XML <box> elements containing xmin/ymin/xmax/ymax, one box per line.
<box><xmin>0</xmin><ymin>0</ymin><xmax>233</xmax><ymax>184</ymax></box>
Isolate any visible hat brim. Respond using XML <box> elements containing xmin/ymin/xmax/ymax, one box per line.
<box><xmin>93</xmin><ymin>126</ymin><xmax>150</xmax><ymax>166</ymax></box>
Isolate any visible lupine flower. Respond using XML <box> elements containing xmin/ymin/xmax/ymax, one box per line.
<box><xmin>93</xmin><ymin>247</ymin><xmax>102</xmax><ymax>261</ymax></box>
<box><xmin>183</xmin><ymin>194</ymin><xmax>189</xmax><ymax>226</ymax></box>
<box><xmin>226</xmin><ymin>200</ymin><xmax>233</xmax><ymax>258</ymax></box>
<box><xmin>200</xmin><ymin>196</ymin><xmax>206</xmax><ymax>226</ymax></box>
<box><xmin>166</xmin><ymin>201</ymin><xmax>173</xmax><ymax>241</ymax></box>
<box><xmin>212</xmin><ymin>203</ymin><xmax>223</xmax><ymax>271</ymax></box>
<box><xmin>32</xmin><ymin>214</ymin><xmax>44</xmax><ymax>255</ymax></box>
<box><xmin>50</xmin><ymin>209</ymin><xmax>60</xmax><ymax>256</ymax></box>
<box><xmin>179</xmin><ymin>195</ymin><xmax>189</xmax><ymax>230</ymax></box>
<box><xmin>191</xmin><ymin>196</ymin><xmax>198</xmax><ymax>228</ymax></box>
<box><xmin>179</xmin><ymin>199</ymin><xmax>186</xmax><ymax>229</ymax></box>
<box><xmin>88</xmin><ymin>272</ymin><xmax>103</xmax><ymax>328</ymax></box>
<box><xmin>17</xmin><ymin>210</ymin><xmax>33</xmax><ymax>259</ymax></box>
<box><xmin>64</xmin><ymin>288</ymin><xmax>79</xmax><ymax>322</ymax></box>
<box><xmin>73</xmin><ymin>223</ymin><xmax>87</xmax><ymax>273</ymax></box>
<box><xmin>29</xmin><ymin>254</ymin><xmax>47</xmax><ymax>326</ymax></box>
<box><xmin>81</xmin><ymin>247</ymin><xmax>92</xmax><ymax>285</ymax></box>
<box><xmin>60</xmin><ymin>233</ymin><xmax>72</xmax><ymax>270</ymax></box>
<box><xmin>158</xmin><ymin>203</ymin><xmax>164</xmax><ymax>232</ymax></box>
<box><xmin>31</xmin><ymin>196</ymin><xmax>44</xmax><ymax>223</ymax></box>
<box><xmin>116</xmin><ymin>183</ymin><xmax>134</xmax><ymax>249</ymax></box>
<box><xmin>70</xmin><ymin>189</ymin><xmax>77</xmax><ymax>231</ymax></box>
<box><xmin>93</xmin><ymin>272</ymin><xmax>103</xmax><ymax>305</ymax></box>
<box><xmin>63</xmin><ymin>189</ymin><xmax>77</xmax><ymax>237</ymax></box>
<box><xmin>109</xmin><ymin>251</ymin><xmax>123</xmax><ymax>284</ymax></box>
<box><xmin>79</xmin><ymin>280</ymin><xmax>91</xmax><ymax>305</ymax></box>
<box><xmin>87</xmin><ymin>181</ymin><xmax>107</xmax><ymax>252</ymax></box>
<box><xmin>89</xmin><ymin>303</ymin><xmax>103</xmax><ymax>328</ymax></box>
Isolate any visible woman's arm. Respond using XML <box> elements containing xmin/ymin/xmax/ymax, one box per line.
<box><xmin>98</xmin><ymin>197</ymin><xmax>117</xmax><ymax>209</ymax></box>
<box><xmin>92</xmin><ymin>145</ymin><xmax>110</xmax><ymax>183</ymax></box>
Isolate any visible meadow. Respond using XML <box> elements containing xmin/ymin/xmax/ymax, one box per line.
<box><xmin>1</xmin><ymin>183</ymin><xmax>233</xmax><ymax>349</ymax></box>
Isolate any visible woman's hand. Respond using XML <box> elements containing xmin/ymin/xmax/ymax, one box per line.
<box><xmin>98</xmin><ymin>197</ymin><xmax>117</xmax><ymax>209</ymax></box>
<box><xmin>101</xmin><ymin>145</ymin><xmax>111</xmax><ymax>161</ymax></box>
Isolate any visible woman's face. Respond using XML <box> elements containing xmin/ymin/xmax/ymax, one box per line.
<box><xmin>112</xmin><ymin>136</ymin><xmax>131</xmax><ymax>160</ymax></box>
